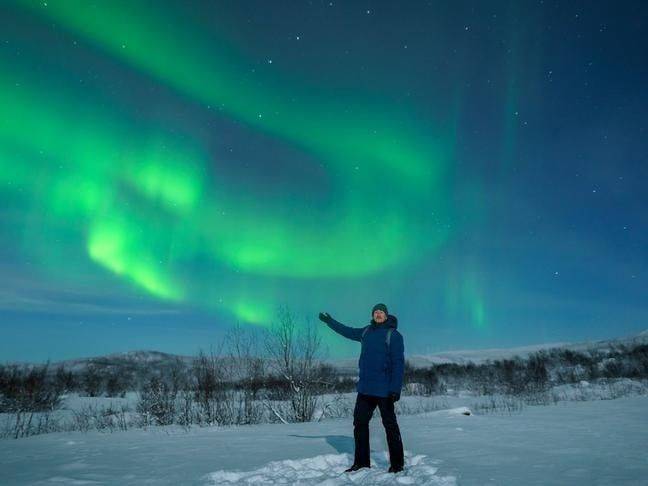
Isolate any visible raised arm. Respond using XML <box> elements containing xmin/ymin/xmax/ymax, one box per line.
<box><xmin>318</xmin><ymin>312</ymin><xmax>365</xmax><ymax>342</ymax></box>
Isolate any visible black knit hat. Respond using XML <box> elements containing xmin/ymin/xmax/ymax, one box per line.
<box><xmin>371</xmin><ymin>303</ymin><xmax>388</xmax><ymax>316</ymax></box>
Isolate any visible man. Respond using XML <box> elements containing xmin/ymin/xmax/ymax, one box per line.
<box><xmin>319</xmin><ymin>303</ymin><xmax>405</xmax><ymax>473</ymax></box>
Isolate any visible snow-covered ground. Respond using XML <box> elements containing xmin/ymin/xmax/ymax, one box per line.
<box><xmin>1</xmin><ymin>395</ymin><xmax>646</xmax><ymax>485</ymax></box>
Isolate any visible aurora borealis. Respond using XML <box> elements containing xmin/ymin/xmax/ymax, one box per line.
<box><xmin>1</xmin><ymin>1</ymin><xmax>647</xmax><ymax>362</ymax></box>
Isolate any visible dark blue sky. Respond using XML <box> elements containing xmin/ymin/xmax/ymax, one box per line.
<box><xmin>1</xmin><ymin>1</ymin><xmax>646</xmax><ymax>362</ymax></box>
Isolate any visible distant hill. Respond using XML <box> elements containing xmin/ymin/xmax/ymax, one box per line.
<box><xmin>15</xmin><ymin>328</ymin><xmax>641</xmax><ymax>376</ymax></box>
<box><xmin>330</xmin><ymin>328</ymin><xmax>648</xmax><ymax>373</ymax></box>
<box><xmin>410</xmin><ymin>328</ymin><xmax>648</xmax><ymax>364</ymax></box>
<box><xmin>52</xmin><ymin>350</ymin><xmax>197</xmax><ymax>372</ymax></box>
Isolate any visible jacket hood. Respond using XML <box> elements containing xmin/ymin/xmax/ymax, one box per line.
<box><xmin>370</xmin><ymin>314</ymin><xmax>398</xmax><ymax>329</ymax></box>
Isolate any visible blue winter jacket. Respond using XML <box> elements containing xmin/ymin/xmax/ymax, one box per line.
<box><xmin>326</xmin><ymin>314</ymin><xmax>404</xmax><ymax>397</ymax></box>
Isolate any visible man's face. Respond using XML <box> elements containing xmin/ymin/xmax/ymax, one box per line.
<box><xmin>373</xmin><ymin>310</ymin><xmax>387</xmax><ymax>324</ymax></box>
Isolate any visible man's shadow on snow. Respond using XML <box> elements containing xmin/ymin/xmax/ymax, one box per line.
<box><xmin>288</xmin><ymin>435</ymin><xmax>354</xmax><ymax>455</ymax></box>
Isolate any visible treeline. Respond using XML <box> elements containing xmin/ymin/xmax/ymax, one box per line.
<box><xmin>0</xmin><ymin>356</ymin><xmax>187</xmax><ymax>400</ymax></box>
<box><xmin>404</xmin><ymin>343</ymin><xmax>648</xmax><ymax>396</ymax></box>
<box><xmin>2</xmin><ymin>340</ymin><xmax>646</xmax><ymax>408</ymax></box>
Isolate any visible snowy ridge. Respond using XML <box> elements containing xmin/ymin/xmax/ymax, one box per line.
<box><xmin>328</xmin><ymin>330</ymin><xmax>643</xmax><ymax>372</ymax></box>
<box><xmin>359</xmin><ymin>328</ymin><xmax>648</xmax><ymax>368</ymax></box>
<box><xmin>12</xmin><ymin>328</ymin><xmax>645</xmax><ymax>371</ymax></box>
<box><xmin>405</xmin><ymin>342</ymin><xmax>572</xmax><ymax>367</ymax></box>
<box><xmin>5</xmin><ymin>350</ymin><xmax>201</xmax><ymax>373</ymax></box>
<box><xmin>54</xmin><ymin>350</ymin><xmax>196</xmax><ymax>372</ymax></box>
<box><xmin>204</xmin><ymin>450</ymin><xmax>456</xmax><ymax>485</ymax></box>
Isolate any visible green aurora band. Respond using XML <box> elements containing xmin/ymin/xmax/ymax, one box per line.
<box><xmin>2</xmin><ymin>1</ymin><xmax>458</xmax><ymax>326</ymax></box>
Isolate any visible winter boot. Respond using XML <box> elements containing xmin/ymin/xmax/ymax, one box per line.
<box><xmin>345</xmin><ymin>464</ymin><xmax>370</xmax><ymax>473</ymax></box>
<box><xmin>388</xmin><ymin>465</ymin><xmax>404</xmax><ymax>473</ymax></box>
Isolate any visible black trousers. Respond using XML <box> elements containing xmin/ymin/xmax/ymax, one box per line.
<box><xmin>352</xmin><ymin>392</ymin><xmax>404</xmax><ymax>468</ymax></box>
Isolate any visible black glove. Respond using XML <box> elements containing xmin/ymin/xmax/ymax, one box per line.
<box><xmin>388</xmin><ymin>392</ymin><xmax>400</xmax><ymax>402</ymax></box>
<box><xmin>318</xmin><ymin>312</ymin><xmax>333</xmax><ymax>324</ymax></box>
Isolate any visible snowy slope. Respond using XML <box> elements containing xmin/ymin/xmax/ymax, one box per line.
<box><xmin>1</xmin><ymin>395</ymin><xmax>646</xmax><ymax>485</ymax></box>
<box><xmin>328</xmin><ymin>328</ymin><xmax>648</xmax><ymax>372</ymax></box>
<box><xmin>51</xmin><ymin>350</ymin><xmax>197</xmax><ymax>372</ymax></box>
<box><xmin>333</xmin><ymin>342</ymin><xmax>572</xmax><ymax>371</ymax></box>
<box><xmin>9</xmin><ymin>328</ymin><xmax>644</xmax><ymax>373</ymax></box>
<box><xmin>394</xmin><ymin>328</ymin><xmax>648</xmax><ymax>367</ymax></box>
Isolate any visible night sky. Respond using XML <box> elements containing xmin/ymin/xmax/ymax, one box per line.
<box><xmin>1</xmin><ymin>1</ymin><xmax>646</xmax><ymax>363</ymax></box>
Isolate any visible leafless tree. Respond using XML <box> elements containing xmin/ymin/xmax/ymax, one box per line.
<box><xmin>54</xmin><ymin>365</ymin><xmax>76</xmax><ymax>394</ymax></box>
<box><xmin>263</xmin><ymin>305</ymin><xmax>328</xmax><ymax>422</ymax></box>
<box><xmin>224</xmin><ymin>323</ymin><xmax>265</xmax><ymax>424</ymax></box>
<box><xmin>191</xmin><ymin>341</ymin><xmax>238</xmax><ymax>425</ymax></box>
<box><xmin>81</xmin><ymin>364</ymin><xmax>103</xmax><ymax>397</ymax></box>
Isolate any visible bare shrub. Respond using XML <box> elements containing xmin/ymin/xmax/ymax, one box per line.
<box><xmin>317</xmin><ymin>392</ymin><xmax>354</xmax><ymax>421</ymax></box>
<box><xmin>137</xmin><ymin>376</ymin><xmax>177</xmax><ymax>426</ymax></box>
<box><xmin>81</xmin><ymin>365</ymin><xmax>103</xmax><ymax>397</ymax></box>
<box><xmin>105</xmin><ymin>370</ymin><xmax>131</xmax><ymax>398</ymax></box>
<box><xmin>0</xmin><ymin>363</ymin><xmax>63</xmax><ymax>438</ymax></box>
<box><xmin>96</xmin><ymin>403</ymin><xmax>131</xmax><ymax>432</ymax></box>
<box><xmin>224</xmin><ymin>324</ymin><xmax>265</xmax><ymax>425</ymax></box>
<box><xmin>54</xmin><ymin>365</ymin><xmax>76</xmax><ymax>394</ymax></box>
<box><xmin>471</xmin><ymin>396</ymin><xmax>525</xmax><ymax>415</ymax></box>
<box><xmin>191</xmin><ymin>349</ymin><xmax>233</xmax><ymax>426</ymax></box>
<box><xmin>263</xmin><ymin>305</ymin><xmax>328</xmax><ymax>422</ymax></box>
<box><xmin>71</xmin><ymin>403</ymin><xmax>133</xmax><ymax>432</ymax></box>
<box><xmin>176</xmin><ymin>389</ymin><xmax>195</xmax><ymax>428</ymax></box>
<box><xmin>71</xmin><ymin>404</ymin><xmax>95</xmax><ymax>432</ymax></box>
<box><xmin>394</xmin><ymin>396</ymin><xmax>451</xmax><ymax>415</ymax></box>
